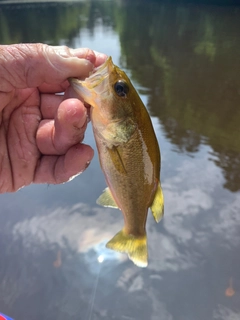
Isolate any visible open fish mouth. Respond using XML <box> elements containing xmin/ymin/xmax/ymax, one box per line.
<box><xmin>87</xmin><ymin>56</ymin><xmax>111</xmax><ymax>86</ymax></box>
<box><xmin>69</xmin><ymin>57</ymin><xmax>113</xmax><ymax>101</ymax></box>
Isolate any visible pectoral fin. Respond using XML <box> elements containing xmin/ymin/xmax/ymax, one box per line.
<box><xmin>107</xmin><ymin>146</ymin><xmax>127</xmax><ymax>175</ymax></box>
<box><xmin>96</xmin><ymin>187</ymin><xmax>118</xmax><ymax>208</ymax></box>
<box><xmin>150</xmin><ymin>182</ymin><xmax>164</xmax><ymax>223</ymax></box>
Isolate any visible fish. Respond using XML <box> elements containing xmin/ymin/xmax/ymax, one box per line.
<box><xmin>69</xmin><ymin>57</ymin><xmax>164</xmax><ymax>267</ymax></box>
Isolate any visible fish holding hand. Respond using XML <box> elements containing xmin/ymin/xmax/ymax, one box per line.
<box><xmin>69</xmin><ymin>57</ymin><xmax>164</xmax><ymax>267</ymax></box>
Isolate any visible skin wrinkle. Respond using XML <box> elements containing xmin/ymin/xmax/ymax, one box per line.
<box><xmin>0</xmin><ymin>47</ymin><xmax>8</xmax><ymax>63</ymax></box>
<box><xmin>51</xmin><ymin>124</ymin><xmax>58</xmax><ymax>154</ymax></box>
<box><xmin>33</xmin><ymin>155</ymin><xmax>56</xmax><ymax>184</ymax></box>
<box><xmin>1</xmin><ymin>104</ymin><xmax>12</xmax><ymax>186</ymax></box>
<box><xmin>54</xmin><ymin>104</ymin><xmax>87</xmax><ymax>153</ymax></box>
<box><xmin>42</xmin><ymin>45</ymin><xmax>64</xmax><ymax>83</ymax></box>
<box><xmin>73</xmin><ymin>121</ymin><xmax>86</xmax><ymax>134</ymax></box>
<box><xmin>38</xmin><ymin>82</ymin><xmax>68</xmax><ymax>95</ymax></box>
<box><xmin>0</xmin><ymin>150</ymin><xmax>6</xmax><ymax>191</ymax></box>
<box><xmin>15</xmin><ymin>44</ymin><xmax>38</xmax><ymax>88</ymax></box>
<box><xmin>0</xmin><ymin>90</ymin><xmax>15</xmax><ymax>114</ymax></box>
<box><xmin>72</xmin><ymin>120</ymin><xmax>87</xmax><ymax>143</ymax></box>
<box><xmin>17</xmin><ymin>107</ymin><xmax>40</xmax><ymax>188</ymax></box>
<box><xmin>0</xmin><ymin>65</ymin><xmax>15</xmax><ymax>91</ymax></box>
<box><xmin>74</xmin><ymin>48</ymin><xmax>95</xmax><ymax>61</ymax></box>
<box><xmin>2</xmin><ymin>108</ymin><xmax>10</xmax><ymax>140</ymax></box>
<box><xmin>0</xmin><ymin>166</ymin><xmax>10</xmax><ymax>193</ymax></box>
<box><xmin>4</xmin><ymin>88</ymin><xmax>39</xmax><ymax>126</ymax></box>
<box><xmin>2</xmin><ymin>44</ymin><xmax>41</xmax><ymax>89</ymax></box>
<box><xmin>25</xmin><ymin>65</ymin><xmax>36</xmax><ymax>88</ymax></box>
<box><xmin>23</xmin><ymin>44</ymin><xmax>42</xmax><ymax>88</ymax></box>
<box><xmin>69</xmin><ymin>107</ymin><xmax>87</xmax><ymax>139</ymax></box>
<box><xmin>22</xmin><ymin>108</ymin><xmax>41</xmax><ymax>151</ymax></box>
<box><xmin>1</xmin><ymin>97</ymin><xmax>25</xmax><ymax>191</ymax></box>
<box><xmin>54</xmin><ymin>156</ymin><xmax>64</xmax><ymax>184</ymax></box>
<box><xmin>4</xmin><ymin>47</ymin><xmax>26</xmax><ymax>88</ymax></box>
<box><xmin>0</xmin><ymin>44</ymin><xmax>107</xmax><ymax>192</ymax></box>
<box><xmin>0</xmin><ymin>128</ymin><xmax>14</xmax><ymax>192</ymax></box>
<box><xmin>2</xmin><ymin>90</ymin><xmax>28</xmax><ymax>130</ymax></box>
<box><xmin>6</xmin><ymin>90</ymin><xmax>40</xmax><ymax>190</ymax></box>
<box><xmin>10</xmin><ymin>114</ymin><xmax>27</xmax><ymax>189</ymax></box>
<box><xmin>29</xmin><ymin>43</ymin><xmax>49</xmax><ymax>87</ymax></box>
<box><xmin>33</xmin><ymin>157</ymin><xmax>42</xmax><ymax>183</ymax></box>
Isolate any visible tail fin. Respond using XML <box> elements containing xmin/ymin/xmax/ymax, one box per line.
<box><xmin>106</xmin><ymin>229</ymin><xmax>148</xmax><ymax>267</ymax></box>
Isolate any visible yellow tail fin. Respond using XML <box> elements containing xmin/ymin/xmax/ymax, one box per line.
<box><xmin>106</xmin><ymin>230</ymin><xmax>148</xmax><ymax>267</ymax></box>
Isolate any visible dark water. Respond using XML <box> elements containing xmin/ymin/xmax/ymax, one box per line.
<box><xmin>1</xmin><ymin>1</ymin><xmax>240</xmax><ymax>319</ymax></box>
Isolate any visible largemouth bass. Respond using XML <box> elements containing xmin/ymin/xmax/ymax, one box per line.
<box><xmin>70</xmin><ymin>57</ymin><xmax>164</xmax><ymax>267</ymax></box>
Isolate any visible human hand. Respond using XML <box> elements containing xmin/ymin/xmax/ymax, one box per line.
<box><xmin>0</xmin><ymin>43</ymin><xmax>107</xmax><ymax>193</ymax></box>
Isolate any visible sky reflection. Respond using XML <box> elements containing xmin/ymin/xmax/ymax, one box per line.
<box><xmin>1</xmin><ymin>1</ymin><xmax>240</xmax><ymax>320</ymax></box>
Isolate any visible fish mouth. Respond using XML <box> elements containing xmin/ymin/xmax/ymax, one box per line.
<box><xmin>86</xmin><ymin>56</ymin><xmax>112</xmax><ymax>88</ymax></box>
<box><xmin>70</xmin><ymin>56</ymin><xmax>113</xmax><ymax>103</ymax></box>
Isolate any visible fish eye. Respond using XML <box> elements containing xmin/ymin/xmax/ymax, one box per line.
<box><xmin>114</xmin><ymin>80</ymin><xmax>129</xmax><ymax>97</ymax></box>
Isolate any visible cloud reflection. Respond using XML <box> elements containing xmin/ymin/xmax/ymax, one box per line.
<box><xmin>12</xmin><ymin>145</ymin><xmax>240</xmax><ymax>274</ymax></box>
<box><xmin>7</xmin><ymin>144</ymin><xmax>240</xmax><ymax>319</ymax></box>
<box><xmin>213</xmin><ymin>305</ymin><xmax>240</xmax><ymax>320</ymax></box>
<box><xmin>12</xmin><ymin>203</ymin><xmax>126</xmax><ymax>267</ymax></box>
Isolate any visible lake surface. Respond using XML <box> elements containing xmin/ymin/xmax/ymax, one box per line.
<box><xmin>1</xmin><ymin>1</ymin><xmax>240</xmax><ymax>319</ymax></box>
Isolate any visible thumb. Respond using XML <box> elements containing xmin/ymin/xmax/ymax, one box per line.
<box><xmin>0</xmin><ymin>43</ymin><xmax>95</xmax><ymax>90</ymax></box>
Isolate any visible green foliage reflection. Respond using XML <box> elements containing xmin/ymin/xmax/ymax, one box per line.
<box><xmin>0</xmin><ymin>3</ymin><xmax>88</xmax><ymax>45</ymax></box>
<box><xmin>1</xmin><ymin>1</ymin><xmax>240</xmax><ymax>191</ymax></box>
<box><xmin>114</xmin><ymin>1</ymin><xmax>240</xmax><ymax>191</ymax></box>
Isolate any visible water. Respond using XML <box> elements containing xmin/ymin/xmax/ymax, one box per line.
<box><xmin>0</xmin><ymin>1</ymin><xmax>240</xmax><ymax>319</ymax></box>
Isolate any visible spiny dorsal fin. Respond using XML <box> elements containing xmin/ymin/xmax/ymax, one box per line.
<box><xmin>150</xmin><ymin>182</ymin><xmax>164</xmax><ymax>223</ymax></box>
<box><xmin>96</xmin><ymin>187</ymin><xmax>118</xmax><ymax>208</ymax></box>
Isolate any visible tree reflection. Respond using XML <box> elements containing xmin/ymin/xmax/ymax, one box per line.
<box><xmin>114</xmin><ymin>1</ymin><xmax>240</xmax><ymax>191</ymax></box>
<box><xmin>211</xmin><ymin>151</ymin><xmax>240</xmax><ymax>192</ymax></box>
<box><xmin>1</xmin><ymin>1</ymin><xmax>240</xmax><ymax>191</ymax></box>
<box><xmin>0</xmin><ymin>3</ymin><xmax>87</xmax><ymax>45</ymax></box>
